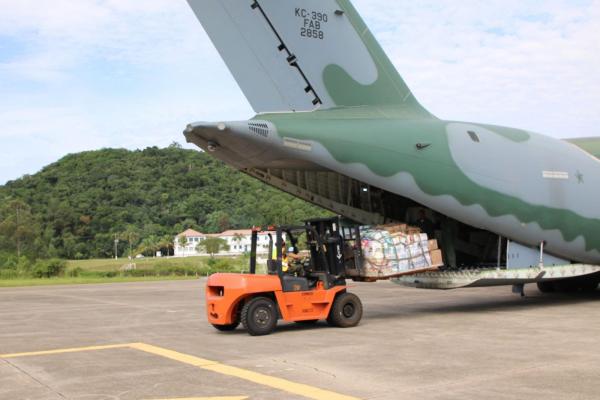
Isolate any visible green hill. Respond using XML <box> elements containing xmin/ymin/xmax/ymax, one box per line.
<box><xmin>0</xmin><ymin>145</ymin><xmax>328</xmax><ymax>260</ymax></box>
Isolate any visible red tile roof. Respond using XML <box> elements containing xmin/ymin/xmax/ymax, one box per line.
<box><xmin>178</xmin><ymin>229</ymin><xmax>204</xmax><ymax>238</ymax></box>
<box><xmin>217</xmin><ymin>229</ymin><xmax>253</xmax><ymax>237</ymax></box>
<box><xmin>177</xmin><ymin>228</ymin><xmax>273</xmax><ymax>238</ymax></box>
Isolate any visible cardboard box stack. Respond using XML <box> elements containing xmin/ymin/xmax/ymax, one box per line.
<box><xmin>355</xmin><ymin>223</ymin><xmax>443</xmax><ymax>280</ymax></box>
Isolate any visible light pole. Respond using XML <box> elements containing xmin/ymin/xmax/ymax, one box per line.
<box><xmin>114</xmin><ymin>235</ymin><xmax>119</xmax><ymax>260</ymax></box>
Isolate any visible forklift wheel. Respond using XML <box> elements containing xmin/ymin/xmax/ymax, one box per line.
<box><xmin>211</xmin><ymin>322</ymin><xmax>240</xmax><ymax>332</ymax></box>
<box><xmin>241</xmin><ymin>297</ymin><xmax>278</xmax><ymax>336</ymax></box>
<box><xmin>327</xmin><ymin>292</ymin><xmax>363</xmax><ymax>328</ymax></box>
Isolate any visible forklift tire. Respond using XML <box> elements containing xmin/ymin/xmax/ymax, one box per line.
<box><xmin>327</xmin><ymin>292</ymin><xmax>363</xmax><ymax>328</ymax></box>
<box><xmin>241</xmin><ymin>297</ymin><xmax>278</xmax><ymax>336</ymax></box>
<box><xmin>211</xmin><ymin>322</ymin><xmax>240</xmax><ymax>332</ymax></box>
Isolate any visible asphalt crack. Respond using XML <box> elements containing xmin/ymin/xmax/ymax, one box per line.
<box><xmin>279</xmin><ymin>358</ymin><xmax>338</xmax><ymax>379</ymax></box>
<box><xmin>1</xmin><ymin>357</ymin><xmax>68</xmax><ymax>399</ymax></box>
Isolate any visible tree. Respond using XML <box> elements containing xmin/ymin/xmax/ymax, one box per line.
<box><xmin>196</xmin><ymin>237</ymin><xmax>229</xmax><ymax>258</ymax></box>
<box><xmin>137</xmin><ymin>235</ymin><xmax>160</xmax><ymax>257</ymax></box>
<box><xmin>120</xmin><ymin>227</ymin><xmax>140</xmax><ymax>258</ymax></box>
<box><xmin>177</xmin><ymin>235</ymin><xmax>188</xmax><ymax>249</ymax></box>
<box><xmin>0</xmin><ymin>147</ymin><xmax>330</xmax><ymax>259</ymax></box>
<box><xmin>177</xmin><ymin>234</ymin><xmax>195</xmax><ymax>256</ymax></box>
<box><xmin>0</xmin><ymin>199</ymin><xmax>38</xmax><ymax>258</ymax></box>
<box><xmin>159</xmin><ymin>235</ymin><xmax>174</xmax><ymax>256</ymax></box>
<box><xmin>204</xmin><ymin>211</ymin><xmax>231</xmax><ymax>233</ymax></box>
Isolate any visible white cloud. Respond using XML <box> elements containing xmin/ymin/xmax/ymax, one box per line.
<box><xmin>0</xmin><ymin>0</ymin><xmax>252</xmax><ymax>183</ymax></box>
<box><xmin>0</xmin><ymin>105</ymin><xmax>111</xmax><ymax>183</ymax></box>
<box><xmin>0</xmin><ymin>0</ymin><xmax>599</xmax><ymax>184</ymax></box>
<box><xmin>352</xmin><ymin>0</ymin><xmax>600</xmax><ymax>136</ymax></box>
<box><xmin>0</xmin><ymin>0</ymin><xmax>216</xmax><ymax>82</ymax></box>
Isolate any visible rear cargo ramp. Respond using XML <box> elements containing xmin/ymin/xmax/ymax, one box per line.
<box><xmin>393</xmin><ymin>264</ymin><xmax>600</xmax><ymax>290</ymax></box>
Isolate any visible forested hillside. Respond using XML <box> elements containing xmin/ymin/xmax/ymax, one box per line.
<box><xmin>0</xmin><ymin>144</ymin><xmax>328</xmax><ymax>260</ymax></box>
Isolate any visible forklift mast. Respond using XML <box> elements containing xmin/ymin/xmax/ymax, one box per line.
<box><xmin>305</xmin><ymin>217</ymin><xmax>345</xmax><ymax>276</ymax></box>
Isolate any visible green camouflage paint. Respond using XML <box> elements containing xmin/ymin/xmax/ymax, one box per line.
<box><xmin>258</xmin><ymin>110</ymin><xmax>600</xmax><ymax>252</ymax></box>
<box><xmin>321</xmin><ymin>0</ymin><xmax>430</xmax><ymax>116</ymax></box>
<box><xmin>185</xmin><ymin>0</ymin><xmax>599</xmax><ymax>261</ymax></box>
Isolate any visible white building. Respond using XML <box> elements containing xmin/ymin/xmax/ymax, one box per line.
<box><xmin>173</xmin><ymin>228</ymin><xmax>278</xmax><ymax>257</ymax></box>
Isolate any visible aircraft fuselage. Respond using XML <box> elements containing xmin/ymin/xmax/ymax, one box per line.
<box><xmin>186</xmin><ymin>108</ymin><xmax>600</xmax><ymax>265</ymax></box>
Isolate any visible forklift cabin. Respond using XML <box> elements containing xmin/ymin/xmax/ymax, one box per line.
<box><xmin>206</xmin><ymin>217</ymin><xmax>364</xmax><ymax>336</ymax></box>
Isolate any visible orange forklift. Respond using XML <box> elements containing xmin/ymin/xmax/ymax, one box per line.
<box><xmin>205</xmin><ymin>217</ymin><xmax>364</xmax><ymax>336</ymax></box>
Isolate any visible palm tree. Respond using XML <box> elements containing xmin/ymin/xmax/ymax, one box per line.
<box><xmin>159</xmin><ymin>235</ymin><xmax>174</xmax><ymax>256</ymax></box>
<box><xmin>120</xmin><ymin>227</ymin><xmax>140</xmax><ymax>259</ymax></box>
<box><xmin>137</xmin><ymin>235</ymin><xmax>160</xmax><ymax>257</ymax></box>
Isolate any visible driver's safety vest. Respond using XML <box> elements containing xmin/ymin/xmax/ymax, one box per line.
<box><xmin>273</xmin><ymin>247</ymin><xmax>289</xmax><ymax>272</ymax></box>
<box><xmin>282</xmin><ymin>253</ymin><xmax>289</xmax><ymax>272</ymax></box>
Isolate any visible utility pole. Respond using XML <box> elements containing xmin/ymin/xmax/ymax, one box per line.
<box><xmin>114</xmin><ymin>234</ymin><xmax>119</xmax><ymax>260</ymax></box>
<box><xmin>15</xmin><ymin>203</ymin><xmax>21</xmax><ymax>258</ymax></box>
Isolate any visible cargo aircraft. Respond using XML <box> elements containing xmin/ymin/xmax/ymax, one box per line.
<box><xmin>184</xmin><ymin>0</ymin><xmax>600</xmax><ymax>292</ymax></box>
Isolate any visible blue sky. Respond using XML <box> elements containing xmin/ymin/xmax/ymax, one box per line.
<box><xmin>1</xmin><ymin>0</ymin><xmax>599</xmax><ymax>184</ymax></box>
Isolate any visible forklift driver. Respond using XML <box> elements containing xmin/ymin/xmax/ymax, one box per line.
<box><xmin>284</xmin><ymin>247</ymin><xmax>305</xmax><ymax>276</ymax></box>
<box><xmin>272</xmin><ymin>240</ymin><xmax>289</xmax><ymax>263</ymax></box>
<box><xmin>273</xmin><ymin>241</ymin><xmax>303</xmax><ymax>276</ymax></box>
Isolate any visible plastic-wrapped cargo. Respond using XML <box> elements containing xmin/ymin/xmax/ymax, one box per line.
<box><xmin>352</xmin><ymin>224</ymin><xmax>443</xmax><ymax>280</ymax></box>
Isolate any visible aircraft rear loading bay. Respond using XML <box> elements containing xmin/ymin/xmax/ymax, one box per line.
<box><xmin>185</xmin><ymin>0</ymin><xmax>600</xmax><ymax>330</ymax></box>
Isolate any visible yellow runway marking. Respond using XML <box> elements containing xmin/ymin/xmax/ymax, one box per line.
<box><xmin>129</xmin><ymin>343</ymin><xmax>215</xmax><ymax>367</ymax></box>
<box><xmin>202</xmin><ymin>363</ymin><xmax>357</xmax><ymax>400</ymax></box>
<box><xmin>1</xmin><ymin>342</ymin><xmax>361</xmax><ymax>400</ymax></box>
<box><xmin>0</xmin><ymin>343</ymin><xmax>131</xmax><ymax>359</ymax></box>
<box><xmin>147</xmin><ymin>397</ymin><xmax>247</xmax><ymax>400</ymax></box>
<box><xmin>132</xmin><ymin>343</ymin><xmax>359</xmax><ymax>400</ymax></box>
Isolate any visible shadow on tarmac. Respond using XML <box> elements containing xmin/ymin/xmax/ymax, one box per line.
<box><xmin>365</xmin><ymin>289</ymin><xmax>600</xmax><ymax>320</ymax></box>
<box><xmin>209</xmin><ymin>289</ymin><xmax>600</xmax><ymax>335</ymax></box>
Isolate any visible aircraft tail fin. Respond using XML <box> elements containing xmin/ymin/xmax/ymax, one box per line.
<box><xmin>187</xmin><ymin>0</ymin><xmax>431</xmax><ymax>116</ymax></box>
